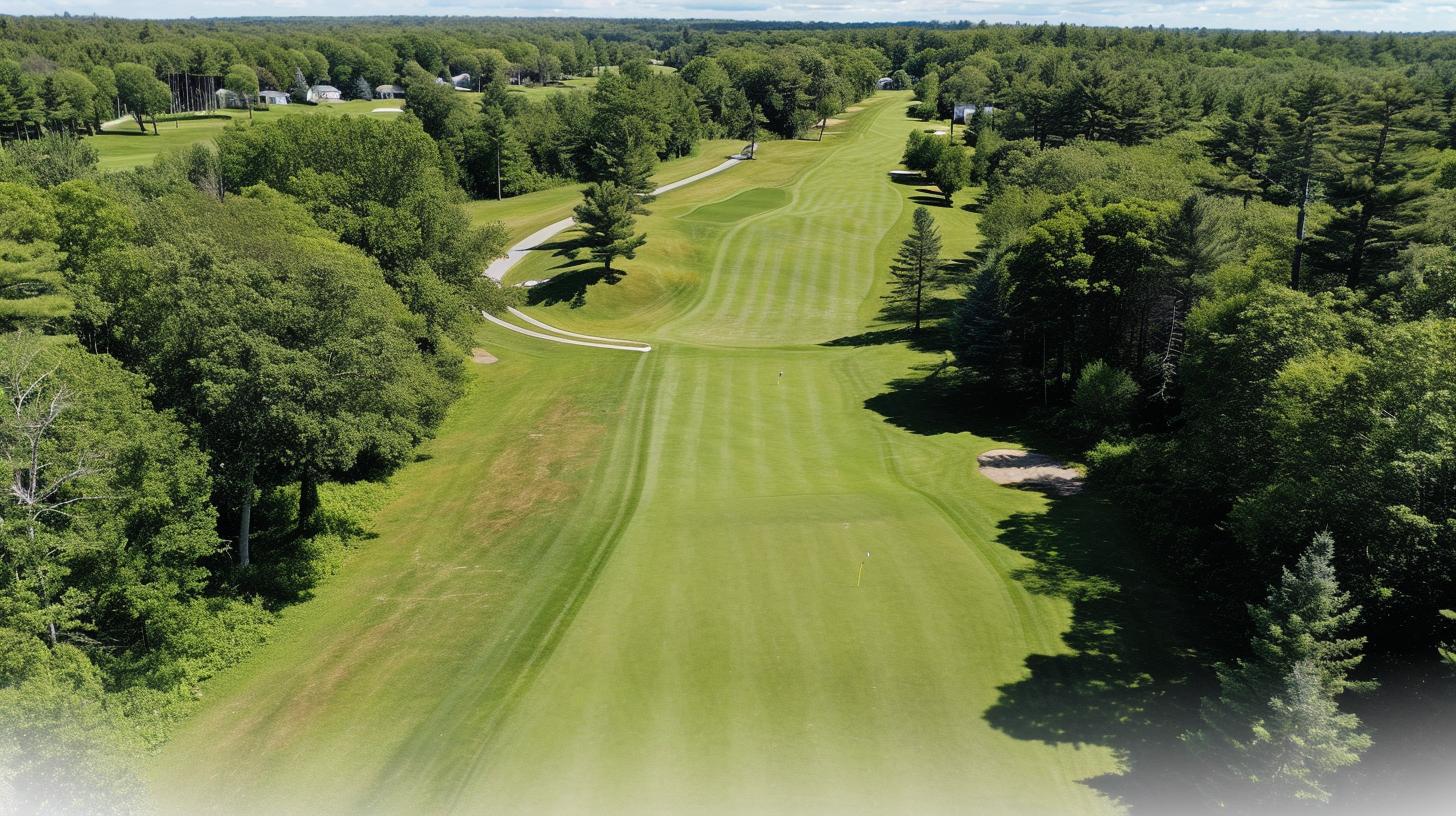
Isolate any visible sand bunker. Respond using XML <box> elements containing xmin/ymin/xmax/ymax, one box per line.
<box><xmin>977</xmin><ymin>449</ymin><xmax>1083</xmax><ymax>496</ymax></box>
<box><xmin>471</xmin><ymin>347</ymin><xmax>498</xmax><ymax>364</ymax></box>
<box><xmin>372</xmin><ymin>107</ymin><xmax>403</xmax><ymax>113</ymax></box>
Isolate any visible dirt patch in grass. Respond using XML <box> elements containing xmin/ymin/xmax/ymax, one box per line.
<box><xmin>977</xmin><ymin>449</ymin><xmax>1083</xmax><ymax>496</ymax></box>
<box><xmin>471</xmin><ymin>347</ymin><xmax>499</xmax><ymax>364</ymax></box>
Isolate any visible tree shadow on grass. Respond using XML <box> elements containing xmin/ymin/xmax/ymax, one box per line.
<box><xmin>911</xmin><ymin>188</ymin><xmax>953</xmax><ymax>207</ymax></box>
<box><xmin>521</xmin><ymin>235</ymin><xmax>624</xmax><ymax>308</ymax></box>
<box><xmin>862</xmin><ymin>366</ymin><xmax>1210</xmax><ymax>810</ymax></box>
<box><xmin>985</xmin><ymin>491</ymin><xmax>1210</xmax><ymax>812</ymax></box>
<box><xmin>525</xmin><ymin>265</ymin><xmax>623</xmax><ymax>308</ymax></box>
<box><xmin>824</xmin><ymin>298</ymin><xmax>957</xmax><ymax>352</ymax></box>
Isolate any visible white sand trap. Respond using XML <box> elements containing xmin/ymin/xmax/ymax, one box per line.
<box><xmin>932</xmin><ymin>129</ymin><xmax>947</xmax><ymax>135</ymax></box>
<box><xmin>977</xmin><ymin>449</ymin><xmax>1083</xmax><ymax>496</ymax></box>
<box><xmin>888</xmin><ymin>170</ymin><xmax>921</xmax><ymax>177</ymax></box>
<box><xmin>372</xmin><ymin>107</ymin><xmax>403</xmax><ymax>113</ymax></box>
<box><xmin>471</xmin><ymin>347</ymin><xmax>498</xmax><ymax>364</ymax></box>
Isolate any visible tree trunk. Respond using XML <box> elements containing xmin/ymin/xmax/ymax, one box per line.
<box><xmin>1290</xmin><ymin>170</ymin><xmax>1310</xmax><ymax>290</ymax></box>
<box><xmin>298</xmin><ymin>473</ymin><xmax>320</xmax><ymax>531</ymax></box>
<box><xmin>238</xmin><ymin>476</ymin><xmax>254</xmax><ymax>568</ymax></box>
<box><xmin>913</xmin><ymin>273</ymin><xmax>923</xmax><ymax>332</ymax></box>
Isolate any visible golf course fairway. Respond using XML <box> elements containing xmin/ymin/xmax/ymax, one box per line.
<box><xmin>150</xmin><ymin>91</ymin><xmax>1133</xmax><ymax>814</ymax></box>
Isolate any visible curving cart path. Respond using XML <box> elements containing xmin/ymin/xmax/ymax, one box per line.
<box><xmin>482</xmin><ymin>155</ymin><xmax>746</xmax><ymax>283</ymax></box>
<box><xmin>479</xmin><ymin>155</ymin><xmax>747</xmax><ymax>352</ymax></box>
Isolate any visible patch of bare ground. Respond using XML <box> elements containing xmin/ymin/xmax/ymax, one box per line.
<box><xmin>471</xmin><ymin>347</ymin><xmax>498</xmax><ymax>364</ymax></box>
<box><xmin>977</xmin><ymin>448</ymin><xmax>1083</xmax><ymax>496</ymax></box>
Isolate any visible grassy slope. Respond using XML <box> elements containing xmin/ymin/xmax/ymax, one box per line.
<box><xmin>151</xmin><ymin>92</ymin><xmax>1128</xmax><ymax>815</ymax></box>
<box><xmin>89</xmin><ymin>99</ymin><xmax>421</xmax><ymax>170</ymax></box>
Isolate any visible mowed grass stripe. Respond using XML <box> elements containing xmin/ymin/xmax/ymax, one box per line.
<box><xmin>152</xmin><ymin>92</ymin><xmax>1127</xmax><ymax>816</ymax></box>
<box><xmin>447</xmin><ymin>96</ymin><xmax>1121</xmax><ymax>813</ymax></box>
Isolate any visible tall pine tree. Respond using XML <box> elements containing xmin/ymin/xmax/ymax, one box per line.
<box><xmin>1270</xmin><ymin>71</ymin><xmax>1342</xmax><ymax>290</ymax></box>
<box><xmin>1189</xmin><ymin>532</ymin><xmax>1372</xmax><ymax>806</ymax></box>
<box><xmin>574</xmin><ymin>181</ymin><xmax>647</xmax><ymax>274</ymax></box>
<box><xmin>885</xmin><ymin>206</ymin><xmax>944</xmax><ymax>332</ymax></box>
<box><xmin>1306</xmin><ymin>74</ymin><xmax>1439</xmax><ymax>290</ymax></box>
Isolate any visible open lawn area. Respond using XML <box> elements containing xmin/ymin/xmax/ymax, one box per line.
<box><xmin>150</xmin><ymin>92</ymin><xmax>1188</xmax><ymax>815</ymax></box>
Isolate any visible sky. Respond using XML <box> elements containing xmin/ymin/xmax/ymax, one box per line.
<box><xmin>6</xmin><ymin>1</ymin><xmax>1456</xmax><ymax>33</ymax></box>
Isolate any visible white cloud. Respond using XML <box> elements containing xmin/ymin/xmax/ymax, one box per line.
<box><xmin>13</xmin><ymin>0</ymin><xmax>1456</xmax><ymax>32</ymax></box>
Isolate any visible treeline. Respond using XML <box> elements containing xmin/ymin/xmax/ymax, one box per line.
<box><xmin>0</xmin><ymin>84</ymin><xmax>515</xmax><ymax>810</ymax></box>
<box><xmin>924</xmin><ymin>25</ymin><xmax>1456</xmax><ymax>809</ymax></box>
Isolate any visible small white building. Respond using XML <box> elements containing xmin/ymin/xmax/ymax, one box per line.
<box><xmin>877</xmin><ymin>77</ymin><xmax>895</xmax><ymax>90</ymax></box>
<box><xmin>375</xmin><ymin>84</ymin><xmax>406</xmax><ymax>99</ymax></box>
<box><xmin>214</xmin><ymin>88</ymin><xmax>246</xmax><ymax>109</ymax></box>
<box><xmin>258</xmin><ymin>90</ymin><xmax>290</xmax><ymax>106</ymax></box>
<box><xmin>451</xmin><ymin>72</ymin><xmax>471</xmax><ymax>89</ymax></box>
<box><xmin>307</xmin><ymin>84</ymin><xmax>342</xmax><ymax>102</ymax></box>
<box><xmin>953</xmin><ymin>103</ymin><xmax>997</xmax><ymax>124</ymax></box>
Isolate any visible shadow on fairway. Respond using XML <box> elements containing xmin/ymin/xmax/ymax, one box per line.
<box><xmin>984</xmin><ymin>491</ymin><xmax>1208</xmax><ymax>812</ymax></box>
<box><xmin>824</xmin><ymin>298</ymin><xmax>957</xmax><ymax>352</ymax></box>
<box><xmin>862</xmin><ymin>368</ymin><xmax>1208</xmax><ymax>809</ymax></box>
<box><xmin>523</xmin><ymin>235</ymin><xmax>625</xmax><ymax>308</ymax></box>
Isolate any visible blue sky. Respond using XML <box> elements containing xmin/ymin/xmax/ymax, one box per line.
<box><xmin>7</xmin><ymin>1</ymin><xmax>1456</xmax><ymax>33</ymax></box>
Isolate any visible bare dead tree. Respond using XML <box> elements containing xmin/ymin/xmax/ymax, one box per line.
<box><xmin>0</xmin><ymin>333</ymin><xmax>108</xmax><ymax>646</ymax></box>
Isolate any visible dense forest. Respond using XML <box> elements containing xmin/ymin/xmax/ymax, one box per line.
<box><xmin>1</xmin><ymin>13</ymin><xmax>1454</xmax><ymax>814</ymax></box>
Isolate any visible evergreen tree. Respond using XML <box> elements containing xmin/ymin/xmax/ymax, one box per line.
<box><xmin>1189</xmin><ymin>533</ymin><xmax>1372</xmax><ymax>806</ymax></box>
<box><xmin>885</xmin><ymin>206</ymin><xmax>943</xmax><ymax>331</ymax></box>
<box><xmin>1270</xmin><ymin>71</ymin><xmax>1342</xmax><ymax>290</ymax></box>
<box><xmin>573</xmin><ymin>181</ymin><xmax>647</xmax><ymax>274</ymax></box>
<box><xmin>467</xmin><ymin>104</ymin><xmax>537</xmax><ymax>200</ymax></box>
<box><xmin>951</xmin><ymin>264</ymin><xmax>1016</xmax><ymax>388</ymax></box>
<box><xmin>289</xmin><ymin>66</ymin><xmax>310</xmax><ymax>104</ymax></box>
<box><xmin>1306</xmin><ymin>74</ymin><xmax>1438</xmax><ymax>290</ymax></box>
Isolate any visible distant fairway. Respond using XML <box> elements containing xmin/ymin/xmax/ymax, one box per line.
<box><xmin>151</xmin><ymin>92</ymin><xmax>1145</xmax><ymax>814</ymax></box>
<box><xmin>88</xmin><ymin>96</ymin><xmax>465</xmax><ymax>170</ymax></box>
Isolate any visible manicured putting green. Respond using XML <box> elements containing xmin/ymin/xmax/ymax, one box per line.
<box><xmin>150</xmin><ymin>92</ymin><xmax>1128</xmax><ymax>815</ymax></box>
<box><xmin>682</xmin><ymin>186</ymin><xmax>791</xmax><ymax>223</ymax></box>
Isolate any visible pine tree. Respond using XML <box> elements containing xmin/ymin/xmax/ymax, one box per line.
<box><xmin>1257</xmin><ymin>660</ymin><xmax>1373</xmax><ymax>803</ymax></box>
<box><xmin>1306</xmin><ymin>74</ymin><xmax>1438</xmax><ymax>290</ymax></box>
<box><xmin>573</xmin><ymin>181</ymin><xmax>647</xmax><ymax>274</ymax></box>
<box><xmin>591</xmin><ymin>126</ymin><xmax>656</xmax><ymax>208</ymax></box>
<box><xmin>885</xmin><ymin>207</ymin><xmax>943</xmax><ymax>331</ymax></box>
<box><xmin>1269</xmin><ymin>71</ymin><xmax>1341</xmax><ymax>290</ymax></box>
<box><xmin>951</xmin><ymin>264</ymin><xmax>1016</xmax><ymax>387</ymax></box>
<box><xmin>1189</xmin><ymin>532</ymin><xmax>1372</xmax><ymax>806</ymax></box>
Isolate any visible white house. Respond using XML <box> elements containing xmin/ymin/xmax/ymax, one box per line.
<box><xmin>259</xmin><ymin>90</ymin><xmax>290</xmax><ymax>106</ymax></box>
<box><xmin>307</xmin><ymin>84</ymin><xmax>342</xmax><ymax>102</ymax></box>
<box><xmin>953</xmin><ymin>103</ymin><xmax>997</xmax><ymax>124</ymax></box>
<box><xmin>450</xmin><ymin>72</ymin><xmax>471</xmax><ymax>90</ymax></box>
<box><xmin>375</xmin><ymin>84</ymin><xmax>406</xmax><ymax>99</ymax></box>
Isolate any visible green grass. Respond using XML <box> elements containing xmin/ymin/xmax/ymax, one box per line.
<box><xmin>462</xmin><ymin>139</ymin><xmax>752</xmax><ymax>244</ymax></box>
<box><xmin>506</xmin><ymin>75</ymin><xmax>598</xmax><ymax>98</ymax></box>
<box><xmin>91</xmin><ymin>99</ymin><xmax>418</xmax><ymax>171</ymax></box>
<box><xmin>149</xmin><ymin>92</ymin><xmax>1173</xmax><ymax>814</ymax></box>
